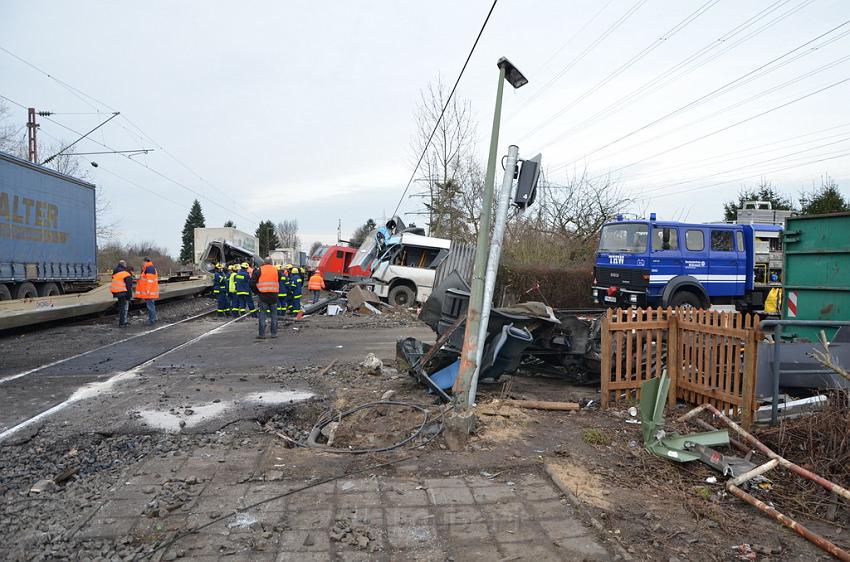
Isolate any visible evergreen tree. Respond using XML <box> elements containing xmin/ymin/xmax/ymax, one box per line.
<box><xmin>179</xmin><ymin>200</ymin><xmax>206</xmax><ymax>264</ymax></box>
<box><xmin>223</xmin><ymin>220</ymin><xmax>235</xmax><ymax>228</ymax></box>
<box><xmin>351</xmin><ymin>218</ymin><xmax>377</xmax><ymax>247</ymax></box>
<box><xmin>800</xmin><ymin>176</ymin><xmax>849</xmax><ymax>215</ymax></box>
<box><xmin>722</xmin><ymin>179</ymin><xmax>795</xmax><ymax>222</ymax></box>
<box><xmin>255</xmin><ymin>220</ymin><xmax>280</xmax><ymax>257</ymax></box>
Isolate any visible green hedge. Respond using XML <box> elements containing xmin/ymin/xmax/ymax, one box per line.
<box><xmin>496</xmin><ymin>264</ymin><xmax>595</xmax><ymax>308</ymax></box>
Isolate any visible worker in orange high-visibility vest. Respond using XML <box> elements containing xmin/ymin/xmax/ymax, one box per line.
<box><xmin>308</xmin><ymin>270</ymin><xmax>325</xmax><ymax>304</ymax></box>
<box><xmin>251</xmin><ymin>257</ymin><xmax>280</xmax><ymax>339</ymax></box>
<box><xmin>136</xmin><ymin>257</ymin><xmax>160</xmax><ymax>325</ymax></box>
<box><xmin>110</xmin><ymin>260</ymin><xmax>134</xmax><ymax>327</ymax></box>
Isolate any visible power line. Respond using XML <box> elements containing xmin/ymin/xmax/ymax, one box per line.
<box><xmin>526</xmin><ymin>0</ymin><xmax>617</xmax><ymax>79</ymax></box>
<box><xmin>0</xmin><ymin>44</ymin><xmax>260</xmax><ymax>222</ymax></box>
<box><xmin>35</xmin><ymin>127</ymin><xmax>187</xmax><ymax>208</ymax></box>
<box><xmin>546</xmin><ymin>20</ymin><xmax>850</xmax><ymax>171</ymax></box>
<box><xmin>525</xmin><ymin>0</ymin><xmax>806</xmax><ymax>152</ymax></box>
<box><xmin>391</xmin><ymin>0</ymin><xmax>498</xmax><ymax>218</ymax></box>
<box><xmin>651</xmin><ymin>149</ymin><xmax>850</xmax><ymax>200</ymax></box>
<box><xmin>516</xmin><ymin>0</ymin><xmax>720</xmax><ymax>143</ymax></box>
<box><xmin>589</xmin><ymin>76</ymin><xmax>850</xmax><ymax>181</ymax></box>
<box><xmin>630</xmin><ymin>135</ymin><xmax>850</xmax><ymax>198</ymax></box>
<box><xmin>614</xmin><ymin>122</ymin><xmax>850</xmax><ymax>183</ymax></box>
<box><xmin>38</xmin><ymin>114</ymin><xmax>260</xmax><ymax>225</ymax></box>
<box><xmin>516</xmin><ymin>0</ymin><xmax>649</xmax><ymax>112</ymax></box>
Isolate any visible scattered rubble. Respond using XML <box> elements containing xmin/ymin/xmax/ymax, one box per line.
<box><xmin>330</xmin><ymin>517</ymin><xmax>381</xmax><ymax>552</ymax></box>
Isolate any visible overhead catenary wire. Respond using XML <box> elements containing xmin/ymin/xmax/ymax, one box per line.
<box><xmin>37</xmin><ymin>113</ymin><xmax>260</xmax><ymax>225</ymax></box>
<box><xmin>590</xmin><ymin>50</ymin><xmax>850</xmax><ymax>174</ymax></box>
<box><xmin>0</xmin><ymin>44</ymin><xmax>261</xmax><ymax>222</ymax></box>
<box><xmin>515</xmin><ymin>0</ymin><xmax>649</xmax><ymax>112</ymax></box>
<box><xmin>391</xmin><ymin>0</ymin><xmax>498</xmax><ymax>218</ymax></box>
<box><xmin>524</xmin><ymin>0</ymin><xmax>810</xmax><ymax>152</ymax></box>
<box><xmin>649</xmin><ymin>149</ymin><xmax>850</xmax><ymax>201</ymax></box>
<box><xmin>584</xmin><ymin>76</ymin><xmax>850</xmax><ymax>181</ymax></box>
<box><xmin>0</xmin><ymin>91</ymin><xmax>254</xmax><ymax>222</ymax></box>
<box><xmin>543</xmin><ymin>20</ymin><xmax>850</xmax><ymax>172</ymax></box>
<box><xmin>516</xmin><ymin>0</ymin><xmax>720</xmax><ymax>143</ymax></box>
<box><xmin>626</xmin><ymin>135</ymin><xmax>850</xmax><ymax>198</ymax></box>
<box><xmin>611</xmin><ymin>121</ymin><xmax>850</xmax><ymax>183</ymax></box>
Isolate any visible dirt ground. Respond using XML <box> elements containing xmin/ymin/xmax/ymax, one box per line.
<box><xmin>0</xmin><ymin>303</ymin><xmax>847</xmax><ymax>561</ymax></box>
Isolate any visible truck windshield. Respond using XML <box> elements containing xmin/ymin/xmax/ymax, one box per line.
<box><xmin>599</xmin><ymin>223</ymin><xmax>648</xmax><ymax>253</ymax></box>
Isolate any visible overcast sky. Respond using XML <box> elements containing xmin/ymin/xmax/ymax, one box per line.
<box><xmin>2</xmin><ymin>0</ymin><xmax>849</xmax><ymax>255</ymax></box>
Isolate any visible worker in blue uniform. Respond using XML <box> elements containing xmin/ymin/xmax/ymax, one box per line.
<box><xmin>289</xmin><ymin>266</ymin><xmax>304</xmax><ymax>315</ymax></box>
<box><xmin>227</xmin><ymin>265</ymin><xmax>239</xmax><ymax>316</ymax></box>
<box><xmin>213</xmin><ymin>263</ymin><xmax>227</xmax><ymax>317</ymax></box>
<box><xmin>235</xmin><ymin>262</ymin><xmax>255</xmax><ymax>317</ymax></box>
<box><xmin>277</xmin><ymin>267</ymin><xmax>289</xmax><ymax>316</ymax></box>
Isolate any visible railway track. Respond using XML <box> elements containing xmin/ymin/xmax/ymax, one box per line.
<box><xmin>0</xmin><ymin>311</ymin><xmax>250</xmax><ymax>442</ymax></box>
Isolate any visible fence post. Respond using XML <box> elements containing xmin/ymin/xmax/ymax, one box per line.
<box><xmin>741</xmin><ymin>315</ymin><xmax>757</xmax><ymax>429</ymax></box>
<box><xmin>600</xmin><ymin>309</ymin><xmax>612</xmax><ymax>409</ymax></box>
<box><xmin>667</xmin><ymin>307</ymin><xmax>678</xmax><ymax>408</ymax></box>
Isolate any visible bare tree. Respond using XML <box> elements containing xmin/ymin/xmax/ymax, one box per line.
<box><xmin>276</xmin><ymin>219</ymin><xmax>301</xmax><ymax>250</ymax></box>
<box><xmin>308</xmin><ymin>240</ymin><xmax>323</xmax><ymax>256</ymax></box>
<box><xmin>411</xmin><ymin>77</ymin><xmax>481</xmax><ymax>241</ymax></box>
<box><xmin>0</xmin><ymin>101</ymin><xmax>21</xmax><ymax>153</ymax></box>
<box><xmin>502</xmin><ymin>167</ymin><xmax>633</xmax><ymax>266</ymax></box>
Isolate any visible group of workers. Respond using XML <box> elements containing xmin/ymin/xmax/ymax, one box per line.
<box><xmin>110</xmin><ymin>258</ymin><xmax>159</xmax><ymax>327</ymax></box>
<box><xmin>216</xmin><ymin>258</ymin><xmax>326</xmax><ymax>339</ymax></box>
<box><xmin>212</xmin><ymin>260</ymin><xmax>325</xmax><ymax>323</ymax></box>
<box><xmin>109</xmin><ymin>256</ymin><xmax>325</xmax><ymax>338</ymax></box>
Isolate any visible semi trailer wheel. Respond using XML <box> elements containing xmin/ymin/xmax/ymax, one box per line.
<box><xmin>38</xmin><ymin>283</ymin><xmax>60</xmax><ymax>297</ymax></box>
<box><xmin>15</xmin><ymin>282</ymin><xmax>38</xmax><ymax>300</ymax></box>
<box><xmin>0</xmin><ymin>284</ymin><xmax>11</xmax><ymax>301</ymax></box>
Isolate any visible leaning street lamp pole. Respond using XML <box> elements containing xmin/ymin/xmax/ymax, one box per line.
<box><xmin>451</xmin><ymin>57</ymin><xmax>527</xmax><ymax>414</ymax></box>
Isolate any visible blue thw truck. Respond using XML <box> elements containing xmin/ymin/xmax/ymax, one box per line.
<box><xmin>0</xmin><ymin>151</ymin><xmax>97</xmax><ymax>301</ymax></box>
<box><xmin>591</xmin><ymin>214</ymin><xmax>782</xmax><ymax>311</ymax></box>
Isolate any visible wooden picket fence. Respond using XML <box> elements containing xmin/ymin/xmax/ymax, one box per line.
<box><xmin>600</xmin><ymin>307</ymin><xmax>760</xmax><ymax>428</ymax></box>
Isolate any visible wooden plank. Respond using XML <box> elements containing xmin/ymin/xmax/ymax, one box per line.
<box><xmin>506</xmin><ymin>399</ymin><xmax>580</xmax><ymax>411</ymax></box>
<box><xmin>741</xmin><ymin>314</ymin><xmax>757</xmax><ymax>429</ymax></box>
<box><xmin>667</xmin><ymin>309</ymin><xmax>679</xmax><ymax>408</ymax></box>
<box><xmin>625</xmin><ymin>321</ymin><xmax>634</xmax><ymax>382</ymax></box>
<box><xmin>600</xmin><ymin>310</ymin><xmax>612</xmax><ymax>409</ymax></box>
<box><xmin>635</xmin><ymin>309</ymin><xmax>644</xmax><ymax>385</ymax></box>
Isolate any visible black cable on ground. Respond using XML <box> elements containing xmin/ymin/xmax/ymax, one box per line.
<box><xmin>307</xmin><ymin>400</ymin><xmax>439</xmax><ymax>454</ymax></box>
<box><xmin>140</xmin><ymin>451</ymin><xmax>431</xmax><ymax>560</ymax></box>
<box><xmin>142</xmin><ymin>409</ymin><xmax>447</xmax><ymax>560</ymax></box>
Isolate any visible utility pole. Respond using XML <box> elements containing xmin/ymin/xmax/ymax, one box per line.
<box><xmin>337</xmin><ymin>219</ymin><xmax>342</xmax><ymax>243</ymax></box>
<box><xmin>446</xmin><ymin>58</ymin><xmax>527</xmax><ymax>448</ymax></box>
<box><xmin>471</xmin><ymin>144</ymin><xmax>519</xmax><ymax>404</ymax></box>
<box><xmin>26</xmin><ymin>108</ymin><xmax>38</xmax><ymax>164</ymax></box>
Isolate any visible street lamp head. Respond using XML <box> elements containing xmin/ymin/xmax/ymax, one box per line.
<box><xmin>497</xmin><ymin>57</ymin><xmax>528</xmax><ymax>89</ymax></box>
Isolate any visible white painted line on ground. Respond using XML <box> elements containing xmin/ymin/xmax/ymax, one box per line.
<box><xmin>0</xmin><ymin>312</ymin><xmax>248</xmax><ymax>443</ymax></box>
<box><xmin>0</xmin><ymin>309</ymin><xmax>215</xmax><ymax>385</ymax></box>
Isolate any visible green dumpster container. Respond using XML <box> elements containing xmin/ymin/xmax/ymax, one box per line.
<box><xmin>782</xmin><ymin>212</ymin><xmax>850</xmax><ymax>340</ymax></box>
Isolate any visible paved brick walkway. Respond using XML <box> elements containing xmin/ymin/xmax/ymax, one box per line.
<box><xmin>75</xmin><ymin>446</ymin><xmax>611</xmax><ymax>561</ymax></box>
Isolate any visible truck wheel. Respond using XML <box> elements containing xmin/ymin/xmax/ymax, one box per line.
<box><xmin>39</xmin><ymin>283</ymin><xmax>60</xmax><ymax>297</ymax></box>
<box><xmin>388</xmin><ymin>285</ymin><xmax>416</xmax><ymax>307</ymax></box>
<box><xmin>15</xmin><ymin>282</ymin><xmax>38</xmax><ymax>300</ymax></box>
<box><xmin>0</xmin><ymin>284</ymin><xmax>11</xmax><ymax>301</ymax></box>
<box><xmin>670</xmin><ymin>290</ymin><xmax>703</xmax><ymax>309</ymax></box>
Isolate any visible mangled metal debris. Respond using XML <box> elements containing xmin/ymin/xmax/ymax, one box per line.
<box><xmin>638</xmin><ymin>373</ymin><xmax>729</xmax><ymax>463</ymax></box>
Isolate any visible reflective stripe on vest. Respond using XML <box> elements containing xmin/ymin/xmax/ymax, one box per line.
<box><xmin>257</xmin><ymin>264</ymin><xmax>279</xmax><ymax>293</ymax></box>
<box><xmin>111</xmin><ymin>271</ymin><xmax>131</xmax><ymax>293</ymax></box>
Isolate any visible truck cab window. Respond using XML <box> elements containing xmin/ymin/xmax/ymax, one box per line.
<box><xmin>599</xmin><ymin>223</ymin><xmax>648</xmax><ymax>253</ymax></box>
<box><xmin>652</xmin><ymin>226</ymin><xmax>678</xmax><ymax>252</ymax></box>
<box><xmin>685</xmin><ymin>230</ymin><xmax>704</xmax><ymax>252</ymax></box>
<box><xmin>736</xmin><ymin>231</ymin><xmax>744</xmax><ymax>252</ymax></box>
<box><xmin>711</xmin><ymin>230</ymin><xmax>733</xmax><ymax>252</ymax></box>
